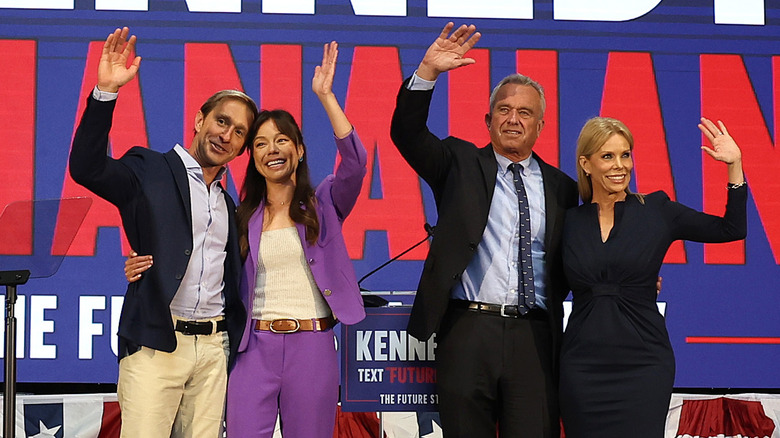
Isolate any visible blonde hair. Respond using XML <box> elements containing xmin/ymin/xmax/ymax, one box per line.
<box><xmin>576</xmin><ymin>117</ymin><xmax>642</xmax><ymax>203</ymax></box>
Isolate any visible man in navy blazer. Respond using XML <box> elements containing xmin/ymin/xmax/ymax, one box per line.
<box><xmin>390</xmin><ymin>24</ymin><xmax>579</xmax><ymax>437</ymax></box>
<box><xmin>69</xmin><ymin>27</ymin><xmax>256</xmax><ymax>437</ymax></box>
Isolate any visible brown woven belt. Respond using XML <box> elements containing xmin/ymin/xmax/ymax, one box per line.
<box><xmin>254</xmin><ymin>316</ymin><xmax>337</xmax><ymax>334</ymax></box>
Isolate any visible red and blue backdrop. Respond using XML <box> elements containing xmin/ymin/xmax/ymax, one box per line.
<box><xmin>0</xmin><ymin>0</ymin><xmax>778</xmax><ymax>388</ymax></box>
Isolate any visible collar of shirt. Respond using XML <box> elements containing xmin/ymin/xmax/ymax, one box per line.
<box><xmin>494</xmin><ymin>150</ymin><xmax>536</xmax><ymax>178</ymax></box>
<box><xmin>173</xmin><ymin>144</ymin><xmax>227</xmax><ymax>186</ymax></box>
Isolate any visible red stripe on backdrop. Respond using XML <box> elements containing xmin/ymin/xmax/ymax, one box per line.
<box><xmin>260</xmin><ymin>44</ymin><xmax>302</xmax><ymax>122</ymax></box>
<box><xmin>0</xmin><ymin>39</ymin><xmax>35</xmax><ymax>256</ymax></box>
<box><xmin>98</xmin><ymin>401</ymin><xmax>121</xmax><ymax>438</ymax></box>
<box><xmin>686</xmin><ymin>337</ymin><xmax>780</xmax><ymax>344</ymax></box>
<box><xmin>341</xmin><ymin>46</ymin><xmax>428</xmax><ymax>261</ymax></box>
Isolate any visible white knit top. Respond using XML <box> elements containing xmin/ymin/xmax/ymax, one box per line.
<box><xmin>252</xmin><ymin>227</ymin><xmax>332</xmax><ymax>320</ymax></box>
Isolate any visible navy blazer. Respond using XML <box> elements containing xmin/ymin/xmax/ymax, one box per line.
<box><xmin>390</xmin><ymin>79</ymin><xmax>579</xmax><ymax>367</ymax></box>
<box><xmin>70</xmin><ymin>95</ymin><xmax>246</xmax><ymax>366</ymax></box>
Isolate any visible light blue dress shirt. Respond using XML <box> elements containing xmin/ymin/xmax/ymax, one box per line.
<box><xmin>451</xmin><ymin>152</ymin><xmax>548</xmax><ymax>310</ymax></box>
<box><xmin>169</xmin><ymin>145</ymin><xmax>229</xmax><ymax>319</ymax></box>
<box><xmin>405</xmin><ymin>74</ymin><xmax>549</xmax><ymax>310</ymax></box>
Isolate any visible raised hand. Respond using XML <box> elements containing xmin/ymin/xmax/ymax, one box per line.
<box><xmin>699</xmin><ymin>118</ymin><xmax>741</xmax><ymax>164</ymax></box>
<box><xmin>312</xmin><ymin>41</ymin><xmax>338</xmax><ymax>100</ymax></box>
<box><xmin>125</xmin><ymin>251</ymin><xmax>152</xmax><ymax>283</ymax></box>
<box><xmin>417</xmin><ymin>22</ymin><xmax>481</xmax><ymax>81</ymax></box>
<box><xmin>312</xmin><ymin>41</ymin><xmax>352</xmax><ymax>139</ymax></box>
<box><xmin>97</xmin><ymin>27</ymin><xmax>142</xmax><ymax>93</ymax></box>
<box><xmin>698</xmin><ymin>117</ymin><xmax>744</xmax><ymax>184</ymax></box>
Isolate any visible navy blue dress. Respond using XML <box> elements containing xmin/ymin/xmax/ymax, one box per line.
<box><xmin>559</xmin><ymin>187</ymin><xmax>747</xmax><ymax>438</ymax></box>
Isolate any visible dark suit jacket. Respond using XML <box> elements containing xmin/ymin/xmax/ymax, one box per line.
<box><xmin>390</xmin><ymin>78</ymin><xmax>578</xmax><ymax>368</ymax></box>
<box><xmin>70</xmin><ymin>95</ymin><xmax>246</xmax><ymax>366</ymax></box>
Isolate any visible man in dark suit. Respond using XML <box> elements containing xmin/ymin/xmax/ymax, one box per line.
<box><xmin>69</xmin><ymin>27</ymin><xmax>255</xmax><ymax>437</ymax></box>
<box><xmin>390</xmin><ymin>23</ymin><xmax>579</xmax><ymax>437</ymax></box>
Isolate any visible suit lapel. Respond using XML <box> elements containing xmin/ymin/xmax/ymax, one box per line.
<box><xmin>247</xmin><ymin>203</ymin><xmax>265</xmax><ymax>276</ymax></box>
<box><xmin>296</xmin><ymin>222</ymin><xmax>312</xmax><ymax>266</ymax></box>
<box><xmin>478</xmin><ymin>145</ymin><xmax>498</xmax><ymax>202</ymax></box>
<box><xmin>164</xmin><ymin>149</ymin><xmax>193</xmax><ymax>228</ymax></box>
<box><xmin>535</xmin><ymin>152</ymin><xmax>562</xmax><ymax>250</ymax></box>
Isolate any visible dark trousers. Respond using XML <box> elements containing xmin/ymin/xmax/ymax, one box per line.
<box><xmin>435</xmin><ymin>305</ymin><xmax>558</xmax><ymax>438</ymax></box>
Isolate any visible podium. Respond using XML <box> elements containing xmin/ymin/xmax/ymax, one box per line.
<box><xmin>0</xmin><ymin>198</ymin><xmax>91</xmax><ymax>437</ymax></box>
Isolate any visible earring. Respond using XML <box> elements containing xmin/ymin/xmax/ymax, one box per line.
<box><xmin>298</xmin><ymin>156</ymin><xmax>304</xmax><ymax>163</ymax></box>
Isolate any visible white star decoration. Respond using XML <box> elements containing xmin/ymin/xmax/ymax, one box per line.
<box><xmin>31</xmin><ymin>420</ymin><xmax>61</xmax><ymax>438</ymax></box>
<box><xmin>422</xmin><ymin>419</ymin><xmax>443</xmax><ymax>438</ymax></box>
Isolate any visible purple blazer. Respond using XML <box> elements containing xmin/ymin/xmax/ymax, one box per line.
<box><xmin>237</xmin><ymin>129</ymin><xmax>368</xmax><ymax>353</ymax></box>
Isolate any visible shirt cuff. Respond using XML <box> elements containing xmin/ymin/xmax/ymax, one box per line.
<box><xmin>407</xmin><ymin>72</ymin><xmax>436</xmax><ymax>91</ymax></box>
<box><xmin>92</xmin><ymin>85</ymin><xmax>118</xmax><ymax>102</ymax></box>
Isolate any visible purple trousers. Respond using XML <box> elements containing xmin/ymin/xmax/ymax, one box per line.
<box><xmin>226</xmin><ymin>324</ymin><xmax>339</xmax><ymax>437</ymax></box>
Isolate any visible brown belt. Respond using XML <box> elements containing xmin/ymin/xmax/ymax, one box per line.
<box><xmin>254</xmin><ymin>316</ymin><xmax>337</xmax><ymax>334</ymax></box>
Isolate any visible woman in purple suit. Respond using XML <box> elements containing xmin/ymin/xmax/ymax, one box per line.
<box><xmin>126</xmin><ymin>41</ymin><xmax>367</xmax><ymax>437</ymax></box>
<box><xmin>226</xmin><ymin>40</ymin><xmax>366</xmax><ymax>437</ymax></box>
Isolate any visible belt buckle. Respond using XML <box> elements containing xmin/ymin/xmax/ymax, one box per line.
<box><xmin>499</xmin><ymin>304</ymin><xmax>512</xmax><ymax>318</ymax></box>
<box><xmin>269</xmin><ymin>319</ymin><xmax>301</xmax><ymax>334</ymax></box>
<box><xmin>178</xmin><ymin>320</ymin><xmax>197</xmax><ymax>335</ymax></box>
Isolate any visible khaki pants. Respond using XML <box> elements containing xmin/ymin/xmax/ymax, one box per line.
<box><xmin>117</xmin><ymin>325</ymin><xmax>229</xmax><ymax>438</ymax></box>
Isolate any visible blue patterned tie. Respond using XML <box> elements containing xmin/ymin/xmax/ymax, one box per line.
<box><xmin>510</xmin><ymin>163</ymin><xmax>535</xmax><ymax>314</ymax></box>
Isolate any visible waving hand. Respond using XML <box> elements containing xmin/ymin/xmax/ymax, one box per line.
<box><xmin>698</xmin><ymin>117</ymin><xmax>745</xmax><ymax>185</ymax></box>
<box><xmin>417</xmin><ymin>22</ymin><xmax>481</xmax><ymax>81</ymax></box>
<box><xmin>97</xmin><ymin>27</ymin><xmax>142</xmax><ymax>93</ymax></box>
<box><xmin>312</xmin><ymin>41</ymin><xmax>352</xmax><ymax>139</ymax></box>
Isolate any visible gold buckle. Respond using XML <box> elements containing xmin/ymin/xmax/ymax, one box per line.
<box><xmin>269</xmin><ymin>319</ymin><xmax>301</xmax><ymax>334</ymax></box>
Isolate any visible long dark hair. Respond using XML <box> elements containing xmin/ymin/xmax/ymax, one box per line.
<box><xmin>237</xmin><ymin>109</ymin><xmax>319</xmax><ymax>260</ymax></box>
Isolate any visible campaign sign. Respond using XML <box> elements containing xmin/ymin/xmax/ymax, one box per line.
<box><xmin>341</xmin><ymin>307</ymin><xmax>438</xmax><ymax>412</ymax></box>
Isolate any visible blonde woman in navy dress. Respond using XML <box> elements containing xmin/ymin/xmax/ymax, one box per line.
<box><xmin>558</xmin><ymin>116</ymin><xmax>747</xmax><ymax>438</ymax></box>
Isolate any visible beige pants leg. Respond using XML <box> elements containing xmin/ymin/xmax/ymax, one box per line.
<box><xmin>117</xmin><ymin>330</ymin><xmax>228</xmax><ymax>438</ymax></box>
<box><xmin>173</xmin><ymin>331</ymin><xmax>229</xmax><ymax>437</ymax></box>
